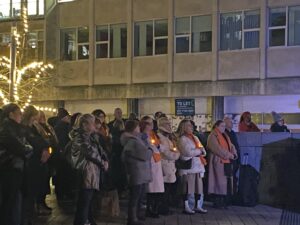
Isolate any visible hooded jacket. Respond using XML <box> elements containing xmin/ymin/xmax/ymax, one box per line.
<box><xmin>121</xmin><ymin>132</ymin><xmax>152</xmax><ymax>186</ymax></box>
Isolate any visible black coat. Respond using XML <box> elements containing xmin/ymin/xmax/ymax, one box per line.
<box><xmin>54</xmin><ymin>121</ymin><xmax>71</xmax><ymax>151</ymax></box>
<box><xmin>0</xmin><ymin>118</ymin><xmax>32</xmax><ymax>172</ymax></box>
<box><xmin>22</xmin><ymin>125</ymin><xmax>50</xmax><ymax>197</ymax></box>
<box><xmin>270</xmin><ymin>123</ymin><xmax>290</xmax><ymax>132</ymax></box>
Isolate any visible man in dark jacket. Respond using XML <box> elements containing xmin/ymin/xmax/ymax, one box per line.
<box><xmin>108</xmin><ymin>108</ymin><xmax>126</xmax><ymax>132</ymax></box>
<box><xmin>53</xmin><ymin>108</ymin><xmax>73</xmax><ymax>200</ymax></box>
<box><xmin>224</xmin><ymin>116</ymin><xmax>240</xmax><ymax>196</ymax></box>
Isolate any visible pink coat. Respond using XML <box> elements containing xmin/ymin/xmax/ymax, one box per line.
<box><xmin>207</xmin><ymin>130</ymin><xmax>237</xmax><ymax>195</ymax></box>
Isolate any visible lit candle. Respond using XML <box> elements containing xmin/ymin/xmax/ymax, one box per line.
<box><xmin>172</xmin><ymin>147</ymin><xmax>177</xmax><ymax>152</ymax></box>
<box><xmin>151</xmin><ymin>139</ymin><xmax>155</xmax><ymax>145</ymax></box>
<box><xmin>48</xmin><ymin>147</ymin><xmax>52</xmax><ymax>154</ymax></box>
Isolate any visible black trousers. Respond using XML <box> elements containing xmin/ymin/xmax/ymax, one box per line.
<box><xmin>74</xmin><ymin>189</ymin><xmax>95</xmax><ymax>225</ymax></box>
<box><xmin>0</xmin><ymin>170</ymin><xmax>23</xmax><ymax>225</ymax></box>
<box><xmin>128</xmin><ymin>184</ymin><xmax>145</xmax><ymax>223</ymax></box>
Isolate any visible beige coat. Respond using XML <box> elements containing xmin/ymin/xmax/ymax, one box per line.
<box><xmin>158</xmin><ymin>133</ymin><xmax>180</xmax><ymax>183</ymax></box>
<box><xmin>207</xmin><ymin>130</ymin><xmax>237</xmax><ymax>195</ymax></box>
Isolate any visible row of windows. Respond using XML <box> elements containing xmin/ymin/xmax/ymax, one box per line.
<box><xmin>59</xmin><ymin>6</ymin><xmax>300</xmax><ymax>61</ymax></box>
<box><xmin>0</xmin><ymin>0</ymin><xmax>44</xmax><ymax>19</ymax></box>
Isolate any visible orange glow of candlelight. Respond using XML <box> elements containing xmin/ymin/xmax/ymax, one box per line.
<box><xmin>48</xmin><ymin>147</ymin><xmax>52</xmax><ymax>154</ymax></box>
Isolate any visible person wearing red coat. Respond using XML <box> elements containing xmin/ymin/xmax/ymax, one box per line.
<box><xmin>238</xmin><ymin>112</ymin><xmax>260</xmax><ymax>132</ymax></box>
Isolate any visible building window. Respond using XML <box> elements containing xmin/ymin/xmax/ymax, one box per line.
<box><xmin>0</xmin><ymin>33</ymin><xmax>11</xmax><ymax>57</ymax></box>
<box><xmin>220</xmin><ymin>10</ymin><xmax>260</xmax><ymax>50</ymax></box>
<box><xmin>175</xmin><ymin>15</ymin><xmax>212</xmax><ymax>53</ymax></box>
<box><xmin>26</xmin><ymin>31</ymin><xmax>44</xmax><ymax>61</ymax></box>
<box><xmin>134</xmin><ymin>19</ymin><xmax>168</xmax><ymax>56</ymax></box>
<box><xmin>0</xmin><ymin>0</ymin><xmax>44</xmax><ymax>19</ymax></box>
<box><xmin>269</xmin><ymin>8</ymin><xmax>287</xmax><ymax>46</ymax></box>
<box><xmin>288</xmin><ymin>6</ymin><xmax>300</xmax><ymax>46</ymax></box>
<box><xmin>0</xmin><ymin>0</ymin><xmax>10</xmax><ymax>19</ymax></box>
<box><xmin>60</xmin><ymin>27</ymin><xmax>89</xmax><ymax>61</ymax></box>
<box><xmin>269</xmin><ymin>6</ymin><xmax>300</xmax><ymax>47</ymax></box>
<box><xmin>0</xmin><ymin>33</ymin><xmax>11</xmax><ymax>45</ymax></box>
<box><xmin>77</xmin><ymin>27</ymin><xmax>89</xmax><ymax>60</ymax></box>
<box><xmin>96</xmin><ymin>23</ymin><xmax>127</xmax><ymax>58</ymax></box>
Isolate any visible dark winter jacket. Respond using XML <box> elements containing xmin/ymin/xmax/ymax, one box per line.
<box><xmin>0</xmin><ymin>118</ymin><xmax>33</xmax><ymax>172</ymax></box>
<box><xmin>270</xmin><ymin>123</ymin><xmax>290</xmax><ymax>132</ymax></box>
<box><xmin>54</xmin><ymin>121</ymin><xmax>71</xmax><ymax>151</ymax></box>
<box><xmin>121</xmin><ymin>132</ymin><xmax>152</xmax><ymax>186</ymax></box>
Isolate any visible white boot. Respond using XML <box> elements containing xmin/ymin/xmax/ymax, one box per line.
<box><xmin>184</xmin><ymin>200</ymin><xmax>195</xmax><ymax>214</ymax></box>
<box><xmin>194</xmin><ymin>195</ymin><xmax>208</xmax><ymax>214</ymax></box>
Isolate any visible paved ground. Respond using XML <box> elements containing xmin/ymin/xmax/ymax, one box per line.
<box><xmin>34</xmin><ymin>192</ymin><xmax>300</xmax><ymax>225</ymax></box>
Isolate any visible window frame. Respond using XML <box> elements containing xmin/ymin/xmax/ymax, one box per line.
<box><xmin>175</xmin><ymin>14</ymin><xmax>212</xmax><ymax>54</ymax></box>
<box><xmin>133</xmin><ymin>18</ymin><xmax>168</xmax><ymax>57</ymax></box>
<box><xmin>95</xmin><ymin>23</ymin><xmax>127</xmax><ymax>59</ymax></box>
<box><xmin>77</xmin><ymin>27</ymin><xmax>90</xmax><ymax>60</ymax></box>
<box><xmin>0</xmin><ymin>33</ymin><xmax>11</xmax><ymax>46</ymax></box>
<box><xmin>60</xmin><ymin>27</ymin><xmax>89</xmax><ymax>61</ymax></box>
<box><xmin>268</xmin><ymin>7</ymin><xmax>288</xmax><ymax>47</ymax></box>
<box><xmin>268</xmin><ymin>5</ymin><xmax>300</xmax><ymax>47</ymax></box>
<box><xmin>219</xmin><ymin>9</ymin><xmax>260</xmax><ymax>51</ymax></box>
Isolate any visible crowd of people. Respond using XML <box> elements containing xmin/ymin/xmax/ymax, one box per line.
<box><xmin>0</xmin><ymin>103</ymin><xmax>290</xmax><ymax>225</ymax></box>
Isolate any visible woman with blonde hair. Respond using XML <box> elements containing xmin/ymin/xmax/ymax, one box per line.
<box><xmin>140</xmin><ymin>116</ymin><xmax>164</xmax><ymax>218</ymax></box>
<box><xmin>72</xmin><ymin>114</ymin><xmax>108</xmax><ymax>225</ymax></box>
<box><xmin>176</xmin><ymin>119</ymin><xmax>207</xmax><ymax>214</ymax></box>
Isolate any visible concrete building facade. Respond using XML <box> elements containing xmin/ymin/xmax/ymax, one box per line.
<box><xmin>1</xmin><ymin>0</ymin><xmax>300</xmax><ymax>128</ymax></box>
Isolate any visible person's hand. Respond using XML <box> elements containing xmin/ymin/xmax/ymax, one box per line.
<box><xmin>41</xmin><ymin>150</ymin><xmax>50</xmax><ymax>163</ymax></box>
<box><xmin>228</xmin><ymin>153</ymin><xmax>235</xmax><ymax>160</ymax></box>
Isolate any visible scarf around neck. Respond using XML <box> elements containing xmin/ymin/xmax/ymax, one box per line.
<box><xmin>214</xmin><ymin>128</ymin><xmax>232</xmax><ymax>163</ymax></box>
<box><xmin>185</xmin><ymin>133</ymin><xmax>207</xmax><ymax>165</ymax></box>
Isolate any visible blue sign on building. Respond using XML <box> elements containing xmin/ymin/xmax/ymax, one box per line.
<box><xmin>175</xmin><ymin>99</ymin><xmax>195</xmax><ymax>116</ymax></box>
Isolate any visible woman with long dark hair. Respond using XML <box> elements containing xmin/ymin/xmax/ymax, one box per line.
<box><xmin>21</xmin><ymin>105</ymin><xmax>51</xmax><ymax>224</ymax></box>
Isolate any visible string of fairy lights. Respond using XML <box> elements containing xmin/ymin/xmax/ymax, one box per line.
<box><xmin>0</xmin><ymin>2</ymin><xmax>57</xmax><ymax>113</ymax></box>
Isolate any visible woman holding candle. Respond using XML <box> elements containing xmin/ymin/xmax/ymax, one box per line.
<box><xmin>140</xmin><ymin>116</ymin><xmax>164</xmax><ymax>218</ymax></box>
<box><xmin>157</xmin><ymin>117</ymin><xmax>180</xmax><ymax>214</ymax></box>
<box><xmin>177</xmin><ymin>119</ymin><xmax>207</xmax><ymax>214</ymax></box>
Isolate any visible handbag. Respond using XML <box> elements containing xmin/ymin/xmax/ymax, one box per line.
<box><xmin>175</xmin><ymin>158</ymin><xmax>192</xmax><ymax>170</ymax></box>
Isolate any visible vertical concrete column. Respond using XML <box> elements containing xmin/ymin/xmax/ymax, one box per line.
<box><xmin>211</xmin><ymin>0</ymin><xmax>219</xmax><ymax>81</ymax></box>
<box><xmin>126</xmin><ymin>0</ymin><xmax>133</xmax><ymax>85</ymax></box>
<box><xmin>212</xmin><ymin>96</ymin><xmax>224</xmax><ymax>122</ymax></box>
<box><xmin>167</xmin><ymin>0</ymin><xmax>174</xmax><ymax>83</ymax></box>
<box><xmin>88</xmin><ymin>0</ymin><xmax>95</xmax><ymax>98</ymax></box>
<box><xmin>260</xmin><ymin>0</ymin><xmax>267</xmax><ymax>80</ymax></box>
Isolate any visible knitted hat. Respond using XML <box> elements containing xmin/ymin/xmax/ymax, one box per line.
<box><xmin>271</xmin><ymin>111</ymin><xmax>283</xmax><ymax>122</ymax></box>
<box><xmin>158</xmin><ymin>117</ymin><xmax>172</xmax><ymax>133</ymax></box>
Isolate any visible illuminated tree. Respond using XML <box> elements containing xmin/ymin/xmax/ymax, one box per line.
<box><xmin>0</xmin><ymin>2</ymin><xmax>55</xmax><ymax>112</ymax></box>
